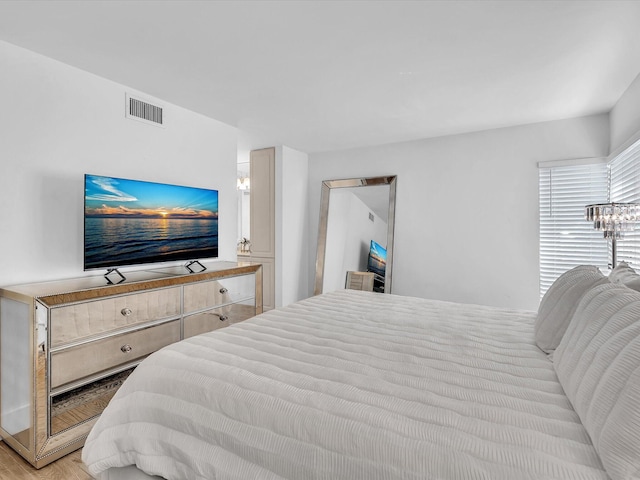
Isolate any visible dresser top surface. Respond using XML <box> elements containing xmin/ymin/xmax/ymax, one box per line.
<box><xmin>1</xmin><ymin>261</ymin><xmax>261</xmax><ymax>306</ymax></box>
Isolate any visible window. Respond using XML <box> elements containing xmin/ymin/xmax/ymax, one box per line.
<box><xmin>539</xmin><ymin>139</ymin><xmax>640</xmax><ymax>297</ymax></box>
<box><xmin>609</xmin><ymin>138</ymin><xmax>640</xmax><ymax>267</ymax></box>
<box><xmin>539</xmin><ymin>162</ymin><xmax>609</xmax><ymax>296</ymax></box>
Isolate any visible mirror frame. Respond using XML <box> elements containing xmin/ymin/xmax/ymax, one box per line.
<box><xmin>314</xmin><ymin>175</ymin><xmax>397</xmax><ymax>295</ymax></box>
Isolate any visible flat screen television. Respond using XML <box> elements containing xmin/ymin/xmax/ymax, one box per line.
<box><xmin>84</xmin><ymin>174</ymin><xmax>219</xmax><ymax>271</ymax></box>
<box><xmin>367</xmin><ymin>240</ymin><xmax>387</xmax><ymax>279</ymax></box>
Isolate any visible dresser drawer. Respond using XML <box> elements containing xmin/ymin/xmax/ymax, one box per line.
<box><xmin>183</xmin><ymin>301</ymin><xmax>256</xmax><ymax>339</ymax></box>
<box><xmin>50</xmin><ymin>320</ymin><xmax>180</xmax><ymax>389</ymax></box>
<box><xmin>50</xmin><ymin>287</ymin><xmax>181</xmax><ymax>348</ymax></box>
<box><xmin>183</xmin><ymin>274</ymin><xmax>255</xmax><ymax>313</ymax></box>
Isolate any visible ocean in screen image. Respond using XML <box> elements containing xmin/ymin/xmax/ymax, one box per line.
<box><xmin>84</xmin><ymin>217</ymin><xmax>219</xmax><ymax>269</ymax></box>
<box><xmin>368</xmin><ymin>256</ymin><xmax>386</xmax><ymax>277</ymax></box>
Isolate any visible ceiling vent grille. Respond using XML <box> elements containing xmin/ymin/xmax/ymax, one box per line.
<box><xmin>126</xmin><ymin>94</ymin><xmax>164</xmax><ymax>127</ymax></box>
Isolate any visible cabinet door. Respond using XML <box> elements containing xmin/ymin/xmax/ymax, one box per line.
<box><xmin>250</xmin><ymin>147</ymin><xmax>275</xmax><ymax>257</ymax></box>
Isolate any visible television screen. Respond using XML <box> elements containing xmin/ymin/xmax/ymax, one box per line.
<box><xmin>84</xmin><ymin>174</ymin><xmax>219</xmax><ymax>270</ymax></box>
<box><xmin>367</xmin><ymin>240</ymin><xmax>387</xmax><ymax>278</ymax></box>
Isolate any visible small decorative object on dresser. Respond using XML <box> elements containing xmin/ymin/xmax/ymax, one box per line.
<box><xmin>0</xmin><ymin>261</ymin><xmax>262</xmax><ymax>468</ymax></box>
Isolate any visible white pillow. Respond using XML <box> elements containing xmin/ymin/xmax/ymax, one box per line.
<box><xmin>624</xmin><ymin>277</ymin><xmax>640</xmax><ymax>292</ymax></box>
<box><xmin>535</xmin><ymin>265</ymin><xmax>608</xmax><ymax>353</ymax></box>
<box><xmin>609</xmin><ymin>261</ymin><xmax>640</xmax><ymax>292</ymax></box>
<box><xmin>554</xmin><ymin>282</ymin><xmax>640</xmax><ymax>480</ymax></box>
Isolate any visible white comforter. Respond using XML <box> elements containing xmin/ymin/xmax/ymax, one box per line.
<box><xmin>82</xmin><ymin>290</ymin><xmax>609</xmax><ymax>480</ymax></box>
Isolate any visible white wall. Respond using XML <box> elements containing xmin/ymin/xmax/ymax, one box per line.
<box><xmin>275</xmin><ymin>145</ymin><xmax>309</xmax><ymax>306</ymax></box>
<box><xmin>0</xmin><ymin>40</ymin><xmax>238</xmax><ymax>286</ymax></box>
<box><xmin>610</xmin><ymin>71</ymin><xmax>640</xmax><ymax>153</ymax></box>
<box><xmin>308</xmin><ymin>114</ymin><xmax>610</xmax><ymax>310</ymax></box>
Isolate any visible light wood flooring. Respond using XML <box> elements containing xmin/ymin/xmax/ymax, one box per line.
<box><xmin>0</xmin><ymin>442</ymin><xmax>91</xmax><ymax>480</ymax></box>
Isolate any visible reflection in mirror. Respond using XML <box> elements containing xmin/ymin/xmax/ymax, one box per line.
<box><xmin>315</xmin><ymin>176</ymin><xmax>397</xmax><ymax>295</ymax></box>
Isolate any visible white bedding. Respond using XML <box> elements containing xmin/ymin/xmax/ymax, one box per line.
<box><xmin>82</xmin><ymin>290</ymin><xmax>609</xmax><ymax>480</ymax></box>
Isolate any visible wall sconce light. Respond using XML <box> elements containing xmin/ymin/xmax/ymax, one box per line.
<box><xmin>237</xmin><ymin>177</ymin><xmax>250</xmax><ymax>190</ymax></box>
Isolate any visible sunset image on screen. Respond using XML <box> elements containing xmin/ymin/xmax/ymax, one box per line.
<box><xmin>84</xmin><ymin>174</ymin><xmax>219</xmax><ymax>270</ymax></box>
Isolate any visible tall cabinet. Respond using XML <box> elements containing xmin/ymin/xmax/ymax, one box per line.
<box><xmin>250</xmin><ymin>147</ymin><xmax>276</xmax><ymax>311</ymax></box>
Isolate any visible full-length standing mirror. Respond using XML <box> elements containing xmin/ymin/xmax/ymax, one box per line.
<box><xmin>314</xmin><ymin>175</ymin><xmax>397</xmax><ymax>295</ymax></box>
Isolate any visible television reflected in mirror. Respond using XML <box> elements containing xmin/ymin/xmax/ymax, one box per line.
<box><xmin>84</xmin><ymin>174</ymin><xmax>219</xmax><ymax>271</ymax></box>
<box><xmin>367</xmin><ymin>240</ymin><xmax>387</xmax><ymax>292</ymax></box>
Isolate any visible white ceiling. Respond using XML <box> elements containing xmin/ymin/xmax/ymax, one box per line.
<box><xmin>1</xmin><ymin>0</ymin><xmax>640</xmax><ymax>154</ymax></box>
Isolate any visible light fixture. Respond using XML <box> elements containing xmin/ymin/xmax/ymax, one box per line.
<box><xmin>585</xmin><ymin>202</ymin><xmax>640</xmax><ymax>267</ymax></box>
<box><xmin>237</xmin><ymin>176</ymin><xmax>250</xmax><ymax>190</ymax></box>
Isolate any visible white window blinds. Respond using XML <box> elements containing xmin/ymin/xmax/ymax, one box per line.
<box><xmin>539</xmin><ymin>162</ymin><xmax>609</xmax><ymax>296</ymax></box>
<box><xmin>609</xmin><ymin>138</ymin><xmax>640</xmax><ymax>267</ymax></box>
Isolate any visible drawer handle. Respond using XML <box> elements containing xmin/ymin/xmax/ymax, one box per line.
<box><xmin>211</xmin><ymin>312</ymin><xmax>229</xmax><ymax>322</ymax></box>
<box><xmin>219</xmin><ymin>287</ymin><xmax>229</xmax><ymax>294</ymax></box>
<box><xmin>121</xmin><ymin>308</ymin><xmax>132</xmax><ymax>317</ymax></box>
<box><xmin>121</xmin><ymin>344</ymin><xmax>133</xmax><ymax>353</ymax></box>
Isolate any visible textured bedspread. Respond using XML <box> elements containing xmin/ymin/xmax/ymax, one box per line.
<box><xmin>82</xmin><ymin>290</ymin><xmax>609</xmax><ymax>480</ymax></box>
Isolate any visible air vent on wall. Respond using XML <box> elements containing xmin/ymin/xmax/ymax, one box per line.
<box><xmin>125</xmin><ymin>94</ymin><xmax>164</xmax><ymax>127</ymax></box>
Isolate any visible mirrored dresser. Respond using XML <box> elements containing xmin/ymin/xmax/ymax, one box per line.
<box><xmin>0</xmin><ymin>261</ymin><xmax>262</xmax><ymax>468</ymax></box>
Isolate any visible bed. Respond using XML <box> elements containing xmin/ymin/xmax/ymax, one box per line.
<box><xmin>82</xmin><ymin>265</ymin><xmax>640</xmax><ymax>480</ymax></box>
